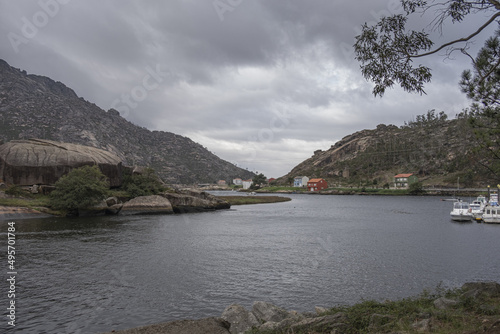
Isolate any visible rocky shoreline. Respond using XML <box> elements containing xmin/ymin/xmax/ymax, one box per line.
<box><xmin>0</xmin><ymin>189</ymin><xmax>231</xmax><ymax>220</ymax></box>
<box><xmin>101</xmin><ymin>282</ymin><xmax>500</xmax><ymax>334</ymax></box>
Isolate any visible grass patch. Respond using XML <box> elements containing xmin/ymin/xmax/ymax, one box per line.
<box><xmin>0</xmin><ymin>196</ymin><xmax>51</xmax><ymax>208</ymax></box>
<box><xmin>218</xmin><ymin>196</ymin><xmax>291</xmax><ymax>205</ymax></box>
<box><xmin>0</xmin><ymin>194</ymin><xmax>63</xmax><ymax>215</ymax></box>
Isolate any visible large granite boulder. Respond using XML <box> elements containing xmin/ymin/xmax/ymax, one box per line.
<box><xmin>121</xmin><ymin>195</ymin><xmax>173</xmax><ymax>215</ymax></box>
<box><xmin>221</xmin><ymin>304</ymin><xmax>260</xmax><ymax>334</ymax></box>
<box><xmin>0</xmin><ymin>139</ymin><xmax>124</xmax><ymax>187</ymax></box>
<box><xmin>252</xmin><ymin>301</ymin><xmax>290</xmax><ymax>323</ymax></box>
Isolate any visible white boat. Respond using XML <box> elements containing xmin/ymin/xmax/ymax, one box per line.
<box><xmin>482</xmin><ymin>204</ymin><xmax>500</xmax><ymax>224</ymax></box>
<box><xmin>470</xmin><ymin>195</ymin><xmax>487</xmax><ymax>221</ymax></box>
<box><xmin>450</xmin><ymin>200</ymin><xmax>472</xmax><ymax>221</ymax></box>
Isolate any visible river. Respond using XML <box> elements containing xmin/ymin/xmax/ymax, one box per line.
<box><xmin>1</xmin><ymin>193</ymin><xmax>500</xmax><ymax>333</ymax></box>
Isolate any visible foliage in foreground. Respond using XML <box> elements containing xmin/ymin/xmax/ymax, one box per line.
<box><xmin>246</xmin><ymin>284</ymin><xmax>500</xmax><ymax>334</ymax></box>
<box><xmin>49</xmin><ymin>165</ymin><xmax>109</xmax><ymax>211</ymax></box>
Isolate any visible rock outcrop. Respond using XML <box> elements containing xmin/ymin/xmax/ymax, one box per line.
<box><xmin>119</xmin><ymin>191</ymin><xmax>230</xmax><ymax>215</ymax></box>
<box><xmin>76</xmin><ymin>197</ymin><xmax>124</xmax><ymax>217</ymax></box>
<box><xmin>161</xmin><ymin>189</ymin><xmax>230</xmax><ymax>213</ymax></box>
<box><xmin>0</xmin><ymin>139</ymin><xmax>124</xmax><ymax>187</ymax></box>
<box><xmin>0</xmin><ymin>59</ymin><xmax>255</xmax><ymax>184</ymax></box>
<box><xmin>121</xmin><ymin>195</ymin><xmax>174</xmax><ymax>215</ymax></box>
<box><xmin>278</xmin><ymin>116</ymin><xmax>488</xmax><ymax>188</ymax></box>
<box><xmin>221</xmin><ymin>304</ymin><xmax>260</xmax><ymax>334</ymax></box>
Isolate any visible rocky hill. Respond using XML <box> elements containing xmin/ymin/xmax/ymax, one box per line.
<box><xmin>280</xmin><ymin>113</ymin><xmax>491</xmax><ymax>188</ymax></box>
<box><xmin>0</xmin><ymin>59</ymin><xmax>254</xmax><ymax>184</ymax></box>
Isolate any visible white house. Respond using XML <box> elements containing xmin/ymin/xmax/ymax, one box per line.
<box><xmin>294</xmin><ymin>176</ymin><xmax>309</xmax><ymax>187</ymax></box>
<box><xmin>233</xmin><ymin>178</ymin><xmax>243</xmax><ymax>186</ymax></box>
<box><xmin>242</xmin><ymin>179</ymin><xmax>253</xmax><ymax>190</ymax></box>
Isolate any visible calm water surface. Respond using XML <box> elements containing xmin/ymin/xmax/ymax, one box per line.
<box><xmin>1</xmin><ymin>194</ymin><xmax>500</xmax><ymax>333</ymax></box>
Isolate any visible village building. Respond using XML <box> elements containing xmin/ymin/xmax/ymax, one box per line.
<box><xmin>217</xmin><ymin>180</ymin><xmax>227</xmax><ymax>186</ymax></box>
<box><xmin>393</xmin><ymin>173</ymin><xmax>418</xmax><ymax>189</ymax></box>
<box><xmin>232</xmin><ymin>178</ymin><xmax>243</xmax><ymax>186</ymax></box>
<box><xmin>294</xmin><ymin>176</ymin><xmax>309</xmax><ymax>187</ymax></box>
<box><xmin>307</xmin><ymin>178</ymin><xmax>328</xmax><ymax>192</ymax></box>
<box><xmin>242</xmin><ymin>179</ymin><xmax>253</xmax><ymax>190</ymax></box>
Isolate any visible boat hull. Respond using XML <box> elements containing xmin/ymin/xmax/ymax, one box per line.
<box><xmin>450</xmin><ymin>213</ymin><xmax>472</xmax><ymax>222</ymax></box>
<box><xmin>481</xmin><ymin>205</ymin><xmax>500</xmax><ymax>224</ymax></box>
<box><xmin>483</xmin><ymin>217</ymin><xmax>500</xmax><ymax>224</ymax></box>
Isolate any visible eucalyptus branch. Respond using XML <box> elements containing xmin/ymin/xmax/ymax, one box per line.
<box><xmin>412</xmin><ymin>12</ymin><xmax>500</xmax><ymax>58</ymax></box>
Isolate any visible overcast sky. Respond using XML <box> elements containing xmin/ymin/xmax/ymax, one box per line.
<box><xmin>1</xmin><ymin>1</ymin><xmax>497</xmax><ymax>177</ymax></box>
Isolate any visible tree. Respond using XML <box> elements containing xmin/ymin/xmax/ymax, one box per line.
<box><xmin>409</xmin><ymin>181</ymin><xmax>426</xmax><ymax>195</ymax></box>
<box><xmin>354</xmin><ymin>0</ymin><xmax>500</xmax><ymax>97</ymax></box>
<box><xmin>50</xmin><ymin>165</ymin><xmax>109</xmax><ymax>211</ymax></box>
<box><xmin>459</xmin><ymin>31</ymin><xmax>500</xmax><ymax>178</ymax></box>
<box><xmin>251</xmin><ymin>173</ymin><xmax>267</xmax><ymax>189</ymax></box>
<box><xmin>122</xmin><ymin>167</ymin><xmax>166</xmax><ymax>198</ymax></box>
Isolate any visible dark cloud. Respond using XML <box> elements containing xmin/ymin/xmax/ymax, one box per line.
<box><xmin>0</xmin><ymin>0</ymin><xmax>493</xmax><ymax>177</ymax></box>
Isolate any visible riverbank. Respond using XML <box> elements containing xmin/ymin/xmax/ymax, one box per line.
<box><xmin>217</xmin><ymin>195</ymin><xmax>291</xmax><ymax>205</ymax></box>
<box><xmin>252</xmin><ymin>186</ymin><xmax>487</xmax><ymax>197</ymax></box>
<box><xmin>101</xmin><ymin>281</ymin><xmax>500</xmax><ymax>334</ymax></box>
<box><xmin>0</xmin><ymin>205</ymin><xmax>53</xmax><ymax>220</ymax></box>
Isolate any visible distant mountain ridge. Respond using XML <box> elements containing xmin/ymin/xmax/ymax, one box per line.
<box><xmin>0</xmin><ymin>59</ymin><xmax>255</xmax><ymax>184</ymax></box>
<box><xmin>280</xmin><ymin>115</ymin><xmax>490</xmax><ymax>188</ymax></box>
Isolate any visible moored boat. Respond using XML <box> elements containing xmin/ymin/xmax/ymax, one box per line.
<box><xmin>482</xmin><ymin>204</ymin><xmax>500</xmax><ymax>224</ymax></box>
<box><xmin>470</xmin><ymin>195</ymin><xmax>487</xmax><ymax>221</ymax></box>
<box><xmin>450</xmin><ymin>200</ymin><xmax>472</xmax><ymax>222</ymax></box>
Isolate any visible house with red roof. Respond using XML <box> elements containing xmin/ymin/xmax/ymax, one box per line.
<box><xmin>394</xmin><ymin>173</ymin><xmax>418</xmax><ymax>189</ymax></box>
<box><xmin>307</xmin><ymin>178</ymin><xmax>328</xmax><ymax>192</ymax></box>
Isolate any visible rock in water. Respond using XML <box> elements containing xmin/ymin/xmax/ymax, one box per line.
<box><xmin>121</xmin><ymin>195</ymin><xmax>173</xmax><ymax>215</ymax></box>
<box><xmin>0</xmin><ymin>139</ymin><xmax>124</xmax><ymax>187</ymax></box>
<box><xmin>161</xmin><ymin>189</ymin><xmax>230</xmax><ymax>213</ymax></box>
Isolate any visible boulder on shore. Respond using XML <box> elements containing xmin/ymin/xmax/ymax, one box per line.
<box><xmin>221</xmin><ymin>304</ymin><xmax>260</xmax><ymax>334</ymax></box>
<box><xmin>121</xmin><ymin>195</ymin><xmax>173</xmax><ymax>215</ymax></box>
<box><xmin>0</xmin><ymin>139</ymin><xmax>124</xmax><ymax>187</ymax></box>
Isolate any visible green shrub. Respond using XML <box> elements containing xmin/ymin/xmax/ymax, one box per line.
<box><xmin>122</xmin><ymin>167</ymin><xmax>166</xmax><ymax>198</ymax></box>
<box><xmin>49</xmin><ymin>165</ymin><xmax>110</xmax><ymax>211</ymax></box>
<box><xmin>5</xmin><ymin>185</ymin><xmax>30</xmax><ymax>197</ymax></box>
